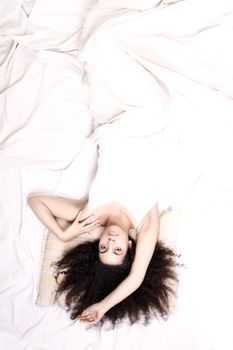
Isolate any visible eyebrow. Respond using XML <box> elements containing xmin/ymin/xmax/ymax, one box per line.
<box><xmin>99</xmin><ymin>250</ymin><xmax>123</xmax><ymax>256</ymax></box>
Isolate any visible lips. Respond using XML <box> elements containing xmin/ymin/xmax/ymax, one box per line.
<box><xmin>108</xmin><ymin>231</ymin><xmax>118</xmax><ymax>236</ymax></box>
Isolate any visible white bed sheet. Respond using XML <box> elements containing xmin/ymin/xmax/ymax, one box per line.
<box><xmin>1</xmin><ymin>161</ymin><xmax>233</xmax><ymax>350</ymax></box>
<box><xmin>1</xmin><ymin>1</ymin><xmax>233</xmax><ymax>349</ymax></box>
<box><xmin>0</xmin><ymin>0</ymin><xmax>98</xmax><ymax>168</ymax></box>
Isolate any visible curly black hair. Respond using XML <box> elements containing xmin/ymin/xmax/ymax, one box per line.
<box><xmin>54</xmin><ymin>239</ymin><xmax>179</xmax><ymax>327</ymax></box>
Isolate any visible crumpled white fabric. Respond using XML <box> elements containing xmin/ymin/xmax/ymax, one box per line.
<box><xmin>79</xmin><ymin>0</ymin><xmax>233</xmax><ymax>224</ymax></box>
<box><xmin>0</xmin><ymin>0</ymin><xmax>96</xmax><ymax>168</ymax></box>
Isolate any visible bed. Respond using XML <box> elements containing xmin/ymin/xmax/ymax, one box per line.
<box><xmin>1</xmin><ymin>1</ymin><xmax>233</xmax><ymax>349</ymax></box>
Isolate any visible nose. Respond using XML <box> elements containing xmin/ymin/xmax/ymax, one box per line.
<box><xmin>108</xmin><ymin>237</ymin><xmax>115</xmax><ymax>242</ymax></box>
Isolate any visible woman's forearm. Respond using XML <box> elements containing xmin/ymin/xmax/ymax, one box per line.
<box><xmin>100</xmin><ymin>274</ymin><xmax>142</xmax><ymax>313</ymax></box>
<box><xmin>28</xmin><ymin>197</ymin><xmax>65</xmax><ymax>240</ymax></box>
<box><xmin>28</xmin><ymin>197</ymin><xmax>84</xmax><ymax>241</ymax></box>
<box><xmin>28</xmin><ymin>196</ymin><xmax>100</xmax><ymax>241</ymax></box>
<box><xmin>62</xmin><ymin>219</ymin><xmax>84</xmax><ymax>241</ymax></box>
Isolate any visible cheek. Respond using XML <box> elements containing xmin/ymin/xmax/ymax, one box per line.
<box><xmin>119</xmin><ymin>238</ymin><xmax>130</xmax><ymax>251</ymax></box>
<box><xmin>98</xmin><ymin>237</ymin><xmax>106</xmax><ymax>249</ymax></box>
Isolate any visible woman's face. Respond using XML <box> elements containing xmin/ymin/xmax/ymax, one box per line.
<box><xmin>98</xmin><ymin>225</ymin><xmax>131</xmax><ymax>265</ymax></box>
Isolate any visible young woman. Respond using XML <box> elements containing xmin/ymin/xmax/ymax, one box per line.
<box><xmin>28</xmin><ymin>194</ymin><xmax>178</xmax><ymax>327</ymax></box>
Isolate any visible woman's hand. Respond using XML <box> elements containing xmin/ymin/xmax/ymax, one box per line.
<box><xmin>77</xmin><ymin>303</ymin><xmax>105</xmax><ymax>324</ymax></box>
<box><xmin>73</xmin><ymin>211</ymin><xmax>101</xmax><ymax>234</ymax></box>
<box><xmin>62</xmin><ymin>212</ymin><xmax>101</xmax><ymax>241</ymax></box>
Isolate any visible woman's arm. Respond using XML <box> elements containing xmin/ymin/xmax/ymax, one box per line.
<box><xmin>27</xmin><ymin>195</ymin><xmax>100</xmax><ymax>241</ymax></box>
<box><xmin>78</xmin><ymin>204</ymin><xmax>159</xmax><ymax>323</ymax></box>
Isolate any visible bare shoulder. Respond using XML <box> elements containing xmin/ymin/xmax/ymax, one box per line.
<box><xmin>137</xmin><ymin>204</ymin><xmax>159</xmax><ymax>232</ymax></box>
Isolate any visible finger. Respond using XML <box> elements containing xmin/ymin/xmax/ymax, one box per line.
<box><xmin>82</xmin><ymin>220</ymin><xmax>101</xmax><ymax>231</ymax></box>
<box><xmin>79</xmin><ymin>317</ymin><xmax>97</xmax><ymax>324</ymax></box>
<box><xmin>78</xmin><ymin>317</ymin><xmax>96</xmax><ymax>324</ymax></box>
<box><xmin>86</xmin><ymin>219</ymin><xmax>101</xmax><ymax>227</ymax></box>
<box><xmin>77</xmin><ymin>310</ymin><xmax>95</xmax><ymax>317</ymax></box>
<box><xmin>77</xmin><ymin>215</ymin><xmax>94</xmax><ymax>225</ymax></box>
<box><xmin>78</xmin><ymin>316</ymin><xmax>96</xmax><ymax>322</ymax></box>
<box><xmin>78</xmin><ymin>311</ymin><xmax>97</xmax><ymax>320</ymax></box>
<box><xmin>77</xmin><ymin>314</ymin><xmax>91</xmax><ymax>319</ymax></box>
<box><xmin>76</xmin><ymin>211</ymin><xmax>96</xmax><ymax>221</ymax></box>
<box><xmin>78</xmin><ymin>312</ymin><xmax>95</xmax><ymax>319</ymax></box>
<box><xmin>83</xmin><ymin>215</ymin><xmax>100</xmax><ymax>224</ymax></box>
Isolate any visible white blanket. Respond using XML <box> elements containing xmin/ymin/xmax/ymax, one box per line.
<box><xmin>1</xmin><ymin>1</ymin><xmax>233</xmax><ymax>349</ymax></box>
<box><xmin>0</xmin><ymin>0</ymin><xmax>98</xmax><ymax>168</ymax></box>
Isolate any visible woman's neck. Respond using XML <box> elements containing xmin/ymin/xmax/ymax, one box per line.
<box><xmin>105</xmin><ymin>203</ymin><xmax>133</xmax><ymax>231</ymax></box>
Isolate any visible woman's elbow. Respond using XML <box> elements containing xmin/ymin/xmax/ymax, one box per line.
<box><xmin>27</xmin><ymin>195</ymin><xmax>40</xmax><ymax>208</ymax></box>
<box><xmin>27</xmin><ymin>195</ymin><xmax>34</xmax><ymax>207</ymax></box>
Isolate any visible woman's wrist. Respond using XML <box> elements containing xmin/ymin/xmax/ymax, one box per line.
<box><xmin>54</xmin><ymin>229</ymin><xmax>67</xmax><ymax>242</ymax></box>
<box><xmin>98</xmin><ymin>299</ymin><xmax>111</xmax><ymax>314</ymax></box>
<box><xmin>62</xmin><ymin>224</ymin><xmax>80</xmax><ymax>241</ymax></box>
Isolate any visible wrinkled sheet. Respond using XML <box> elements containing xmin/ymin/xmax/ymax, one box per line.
<box><xmin>1</xmin><ymin>160</ymin><xmax>233</xmax><ymax>350</ymax></box>
<box><xmin>80</xmin><ymin>0</ymin><xmax>233</xmax><ymax>217</ymax></box>
<box><xmin>0</xmin><ymin>0</ymin><xmax>97</xmax><ymax>168</ymax></box>
<box><xmin>1</xmin><ymin>0</ymin><xmax>233</xmax><ymax>349</ymax></box>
